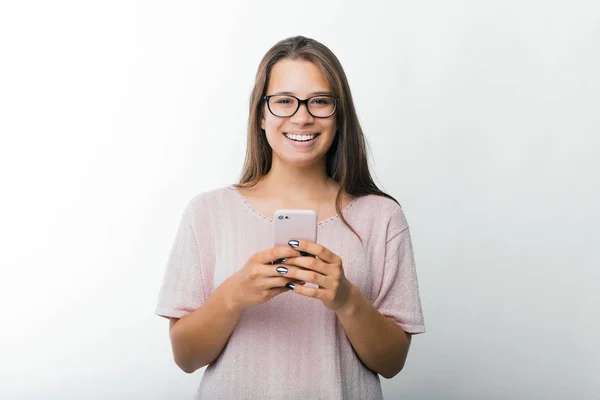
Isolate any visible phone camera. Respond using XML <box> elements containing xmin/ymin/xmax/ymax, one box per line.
<box><xmin>285</xmin><ymin>216</ymin><xmax>290</xmax><ymax>219</ymax></box>
<box><xmin>278</xmin><ymin>216</ymin><xmax>284</xmax><ymax>220</ymax></box>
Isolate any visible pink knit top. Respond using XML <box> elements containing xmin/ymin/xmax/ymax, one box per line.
<box><xmin>155</xmin><ymin>185</ymin><xmax>425</xmax><ymax>399</ymax></box>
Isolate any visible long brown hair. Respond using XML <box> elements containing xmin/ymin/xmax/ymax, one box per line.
<box><xmin>235</xmin><ymin>35</ymin><xmax>398</xmax><ymax>238</ymax></box>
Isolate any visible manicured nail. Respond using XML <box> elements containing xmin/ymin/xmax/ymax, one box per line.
<box><xmin>274</xmin><ymin>258</ymin><xmax>288</xmax><ymax>264</ymax></box>
<box><xmin>288</xmin><ymin>240</ymin><xmax>299</xmax><ymax>248</ymax></box>
<box><xmin>276</xmin><ymin>266</ymin><xmax>288</xmax><ymax>275</ymax></box>
<box><xmin>285</xmin><ymin>283</ymin><xmax>295</xmax><ymax>290</ymax></box>
<box><xmin>299</xmin><ymin>251</ymin><xmax>313</xmax><ymax>257</ymax></box>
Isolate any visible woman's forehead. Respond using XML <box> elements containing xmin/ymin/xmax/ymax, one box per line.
<box><xmin>267</xmin><ymin>59</ymin><xmax>331</xmax><ymax>96</ymax></box>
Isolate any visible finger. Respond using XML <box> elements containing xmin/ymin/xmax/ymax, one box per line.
<box><xmin>263</xmin><ymin>276</ymin><xmax>305</xmax><ymax>289</ymax></box>
<box><xmin>287</xmin><ymin>240</ymin><xmax>337</xmax><ymax>263</ymax></box>
<box><xmin>262</xmin><ymin>286</ymin><xmax>294</xmax><ymax>301</ymax></box>
<box><xmin>281</xmin><ymin>255</ymin><xmax>329</xmax><ymax>275</ymax></box>
<box><xmin>272</xmin><ymin>254</ymin><xmax>317</xmax><ymax>266</ymax></box>
<box><xmin>269</xmin><ymin>265</ymin><xmax>306</xmax><ymax>284</ymax></box>
<box><xmin>253</xmin><ymin>263</ymin><xmax>306</xmax><ymax>283</ymax></box>
<box><xmin>285</xmin><ymin>282</ymin><xmax>323</xmax><ymax>299</ymax></box>
<box><xmin>255</xmin><ymin>246</ymin><xmax>305</xmax><ymax>265</ymax></box>
<box><xmin>275</xmin><ymin>265</ymin><xmax>329</xmax><ymax>288</ymax></box>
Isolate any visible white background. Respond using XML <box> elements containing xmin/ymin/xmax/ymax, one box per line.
<box><xmin>1</xmin><ymin>1</ymin><xmax>599</xmax><ymax>399</ymax></box>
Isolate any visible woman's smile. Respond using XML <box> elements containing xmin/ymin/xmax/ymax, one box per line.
<box><xmin>284</xmin><ymin>132</ymin><xmax>320</xmax><ymax>142</ymax></box>
<box><xmin>283</xmin><ymin>132</ymin><xmax>320</xmax><ymax>149</ymax></box>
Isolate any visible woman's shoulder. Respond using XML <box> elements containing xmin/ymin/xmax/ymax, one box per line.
<box><xmin>181</xmin><ymin>185</ymin><xmax>238</xmax><ymax>219</ymax></box>
<box><xmin>354</xmin><ymin>192</ymin><xmax>405</xmax><ymax>217</ymax></box>
<box><xmin>190</xmin><ymin>185</ymin><xmax>236</xmax><ymax>203</ymax></box>
<box><xmin>351</xmin><ymin>192</ymin><xmax>410</xmax><ymax>233</ymax></box>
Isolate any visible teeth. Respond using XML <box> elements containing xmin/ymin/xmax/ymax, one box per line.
<box><xmin>285</xmin><ymin>133</ymin><xmax>316</xmax><ymax>142</ymax></box>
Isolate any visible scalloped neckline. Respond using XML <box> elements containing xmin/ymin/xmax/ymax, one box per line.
<box><xmin>228</xmin><ymin>185</ymin><xmax>358</xmax><ymax>226</ymax></box>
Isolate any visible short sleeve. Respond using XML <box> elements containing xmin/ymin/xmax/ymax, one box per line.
<box><xmin>154</xmin><ymin>202</ymin><xmax>206</xmax><ymax>319</ymax></box>
<box><xmin>372</xmin><ymin>210</ymin><xmax>425</xmax><ymax>334</ymax></box>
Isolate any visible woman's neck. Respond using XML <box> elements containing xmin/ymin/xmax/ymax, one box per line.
<box><xmin>259</xmin><ymin>159</ymin><xmax>334</xmax><ymax>201</ymax></box>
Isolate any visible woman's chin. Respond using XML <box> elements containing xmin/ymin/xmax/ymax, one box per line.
<box><xmin>274</xmin><ymin>152</ymin><xmax>325</xmax><ymax>167</ymax></box>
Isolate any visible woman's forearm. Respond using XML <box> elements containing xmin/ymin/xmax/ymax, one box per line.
<box><xmin>169</xmin><ymin>281</ymin><xmax>243</xmax><ymax>373</ymax></box>
<box><xmin>335</xmin><ymin>283</ymin><xmax>411</xmax><ymax>379</ymax></box>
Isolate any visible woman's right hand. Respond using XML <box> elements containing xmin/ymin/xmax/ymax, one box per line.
<box><xmin>223</xmin><ymin>245</ymin><xmax>303</xmax><ymax>312</ymax></box>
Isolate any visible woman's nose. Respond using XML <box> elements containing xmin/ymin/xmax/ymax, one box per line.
<box><xmin>290</xmin><ymin>102</ymin><xmax>314</xmax><ymax>124</ymax></box>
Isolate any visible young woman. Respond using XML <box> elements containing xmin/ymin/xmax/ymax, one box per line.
<box><xmin>155</xmin><ymin>36</ymin><xmax>425</xmax><ymax>400</ymax></box>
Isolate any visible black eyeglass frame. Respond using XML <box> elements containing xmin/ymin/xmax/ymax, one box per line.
<box><xmin>263</xmin><ymin>94</ymin><xmax>338</xmax><ymax>118</ymax></box>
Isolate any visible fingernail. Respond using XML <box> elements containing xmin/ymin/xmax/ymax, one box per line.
<box><xmin>274</xmin><ymin>258</ymin><xmax>288</xmax><ymax>263</ymax></box>
<box><xmin>285</xmin><ymin>283</ymin><xmax>295</xmax><ymax>290</ymax></box>
<box><xmin>276</xmin><ymin>266</ymin><xmax>288</xmax><ymax>275</ymax></box>
<box><xmin>288</xmin><ymin>240</ymin><xmax>299</xmax><ymax>248</ymax></box>
<box><xmin>299</xmin><ymin>251</ymin><xmax>312</xmax><ymax>257</ymax></box>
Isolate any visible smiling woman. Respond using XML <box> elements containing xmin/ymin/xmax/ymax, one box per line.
<box><xmin>155</xmin><ymin>36</ymin><xmax>425</xmax><ymax>400</ymax></box>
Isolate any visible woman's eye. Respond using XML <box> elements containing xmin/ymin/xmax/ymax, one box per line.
<box><xmin>311</xmin><ymin>97</ymin><xmax>331</xmax><ymax>105</ymax></box>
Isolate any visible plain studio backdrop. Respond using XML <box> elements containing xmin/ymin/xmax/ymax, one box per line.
<box><xmin>0</xmin><ymin>1</ymin><xmax>598</xmax><ymax>399</ymax></box>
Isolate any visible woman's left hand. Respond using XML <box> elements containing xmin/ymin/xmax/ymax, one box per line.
<box><xmin>276</xmin><ymin>240</ymin><xmax>354</xmax><ymax>312</ymax></box>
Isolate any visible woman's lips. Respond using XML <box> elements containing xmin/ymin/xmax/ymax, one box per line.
<box><xmin>284</xmin><ymin>132</ymin><xmax>319</xmax><ymax>142</ymax></box>
<box><xmin>283</xmin><ymin>132</ymin><xmax>320</xmax><ymax>147</ymax></box>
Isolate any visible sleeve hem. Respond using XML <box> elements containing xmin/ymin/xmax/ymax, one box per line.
<box><xmin>154</xmin><ymin>308</ymin><xmax>192</xmax><ymax>319</ymax></box>
<box><xmin>397</xmin><ymin>323</ymin><xmax>426</xmax><ymax>334</ymax></box>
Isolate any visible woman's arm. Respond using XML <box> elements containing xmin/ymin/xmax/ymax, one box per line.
<box><xmin>335</xmin><ymin>283</ymin><xmax>411</xmax><ymax>379</ymax></box>
<box><xmin>168</xmin><ymin>281</ymin><xmax>243</xmax><ymax>373</ymax></box>
<box><xmin>278</xmin><ymin>236</ymin><xmax>421</xmax><ymax>379</ymax></box>
<box><xmin>167</xmin><ymin>246</ymin><xmax>302</xmax><ymax>373</ymax></box>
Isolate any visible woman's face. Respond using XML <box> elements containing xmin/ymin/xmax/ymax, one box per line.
<box><xmin>261</xmin><ymin>59</ymin><xmax>337</xmax><ymax>168</ymax></box>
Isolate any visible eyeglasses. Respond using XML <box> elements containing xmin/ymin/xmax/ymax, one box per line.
<box><xmin>264</xmin><ymin>94</ymin><xmax>337</xmax><ymax>118</ymax></box>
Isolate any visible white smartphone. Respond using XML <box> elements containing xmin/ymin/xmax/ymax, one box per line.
<box><xmin>273</xmin><ymin>209</ymin><xmax>317</xmax><ymax>246</ymax></box>
<box><xmin>273</xmin><ymin>209</ymin><xmax>319</xmax><ymax>288</ymax></box>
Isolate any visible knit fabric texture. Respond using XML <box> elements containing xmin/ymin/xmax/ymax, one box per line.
<box><xmin>155</xmin><ymin>185</ymin><xmax>425</xmax><ymax>400</ymax></box>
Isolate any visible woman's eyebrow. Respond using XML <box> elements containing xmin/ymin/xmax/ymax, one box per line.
<box><xmin>273</xmin><ymin>90</ymin><xmax>333</xmax><ymax>96</ymax></box>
